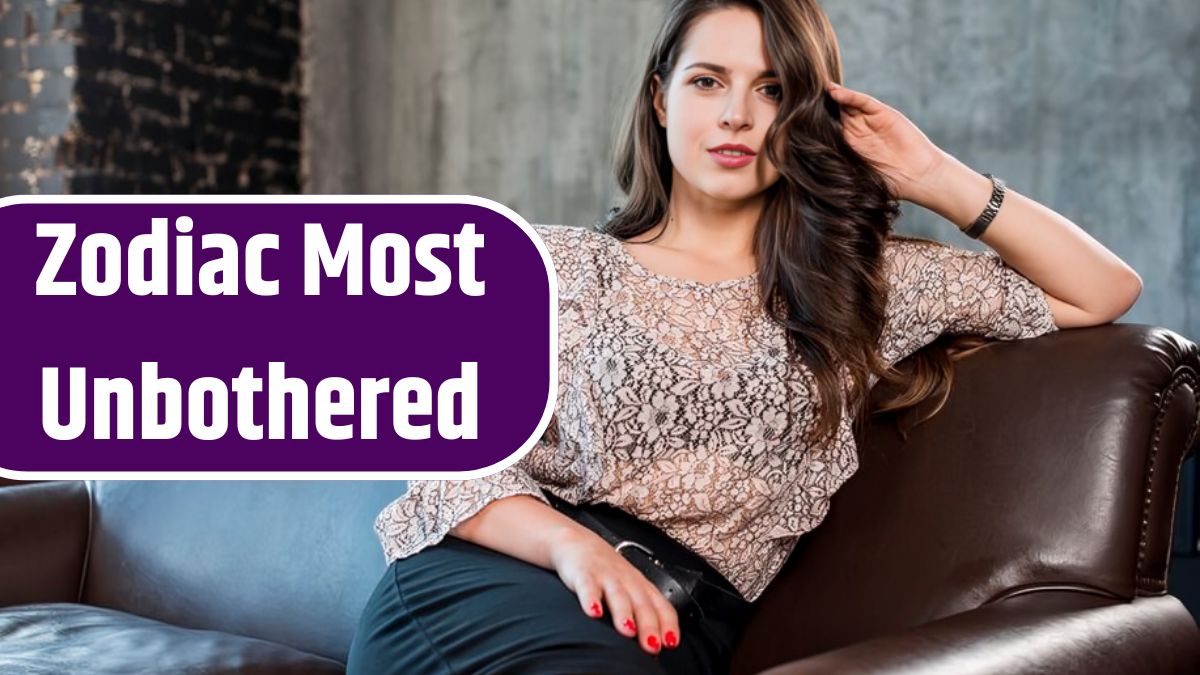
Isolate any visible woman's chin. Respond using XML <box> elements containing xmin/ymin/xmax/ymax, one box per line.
<box><xmin>699</xmin><ymin>185</ymin><xmax>767</xmax><ymax>205</ymax></box>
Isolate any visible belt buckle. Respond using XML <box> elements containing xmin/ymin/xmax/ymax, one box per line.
<box><xmin>617</xmin><ymin>540</ymin><xmax>704</xmax><ymax>621</ymax></box>
<box><xmin>614</xmin><ymin>540</ymin><xmax>664</xmax><ymax>568</ymax></box>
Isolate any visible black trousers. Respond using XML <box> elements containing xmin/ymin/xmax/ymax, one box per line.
<box><xmin>347</xmin><ymin>515</ymin><xmax>750</xmax><ymax>674</ymax></box>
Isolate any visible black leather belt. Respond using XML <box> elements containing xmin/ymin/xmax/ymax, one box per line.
<box><xmin>541</xmin><ymin>490</ymin><xmax>752</xmax><ymax>627</ymax></box>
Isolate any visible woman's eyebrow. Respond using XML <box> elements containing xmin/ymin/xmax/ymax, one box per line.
<box><xmin>683</xmin><ymin>62</ymin><xmax>777</xmax><ymax>78</ymax></box>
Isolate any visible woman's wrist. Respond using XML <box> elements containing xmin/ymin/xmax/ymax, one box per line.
<box><xmin>908</xmin><ymin>152</ymin><xmax>996</xmax><ymax>230</ymax></box>
<box><xmin>546</xmin><ymin>520</ymin><xmax>610</xmax><ymax>568</ymax></box>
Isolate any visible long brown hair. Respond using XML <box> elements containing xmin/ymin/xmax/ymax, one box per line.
<box><xmin>597</xmin><ymin>0</ymin><xmax>989</xmax><ymax>448</ymax></box>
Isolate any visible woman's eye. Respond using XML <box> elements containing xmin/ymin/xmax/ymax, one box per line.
<box><xmin>693</xmin><ymin>76</ymin><xmax>781</xmax><ymax>101</ymax></box>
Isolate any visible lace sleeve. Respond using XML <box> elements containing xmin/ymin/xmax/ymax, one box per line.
<box><xmin>373</xmin><ymin>419</ymin><xmax>558</xmax><ymax>562</ymax></box>
<box><xmin>880</xmin><ymin>238</ymin><xmax>1059</xmax><ymax>365</ymax></box>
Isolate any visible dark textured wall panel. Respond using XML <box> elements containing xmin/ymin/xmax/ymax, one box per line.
<box><xmin>56</xmin><ymin>0</ymin><xmax>303</xmax><ymax>194</ymax></box>
<box><xmin>0</xmin><ymin>0</ymin><xmax>78</xmax><ymax>195</ymax></box>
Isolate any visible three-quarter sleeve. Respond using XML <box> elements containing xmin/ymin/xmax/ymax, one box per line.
<box><xmin>879</xmin><ymin>237</ymin><xmax>1059</xmax><ymax>365</ymax></box>
<box><xmin>374</xmin><ymin>421</ymin><xmax>557</xmax><ymax>562</ymax></box>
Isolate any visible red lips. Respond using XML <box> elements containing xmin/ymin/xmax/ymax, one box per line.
<box><xmin>708</xmin><ymin>143</ymin><xmax>756</xmax><ymax>154</ymax></box>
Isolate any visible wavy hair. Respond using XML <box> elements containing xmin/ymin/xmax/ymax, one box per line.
<box><xmin>597</xmin><ymin>0</ymin><xmax>991</xmax><ymax>447</ymax></box>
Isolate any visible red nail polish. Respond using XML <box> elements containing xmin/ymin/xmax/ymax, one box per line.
<box><xmin>590</xmin><ymin>602</ymin><xmax>602</xmax><ymax>617</ymax></box>
<box><xmin>664</xmin><ymin>631</ymin><xmax>677</xmax><ymax>648</ymax></box>
<box><xmin>623</xmin><ymin>618</ymin><xmax>636</xmax><ymax>633</ymax></box>
<box><xmin>647</xmin><ymin>635</ymin><xmax>660</xmax><ymax>651</ymax></box>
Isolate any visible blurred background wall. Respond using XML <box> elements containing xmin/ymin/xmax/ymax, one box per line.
<box><xmin>304</xmin><ymin>0</ymin><xmax>1199</xmax><ymax>345</ymax></box>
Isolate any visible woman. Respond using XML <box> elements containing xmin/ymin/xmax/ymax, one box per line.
<box><xmin>348</xmin><ymin>1</ymin><xmax>1142</xmax><ymax>673</ymax></box>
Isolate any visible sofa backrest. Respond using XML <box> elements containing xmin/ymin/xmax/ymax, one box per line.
<box><xmin>732</xmin><ymin>324</ymin><xmax>1199</xmax><ymax>671</ymax></box>
<box><xmin>81</xmin><ymin>480</ymin><xmax>406</xmax><ymax>663</ymax></box>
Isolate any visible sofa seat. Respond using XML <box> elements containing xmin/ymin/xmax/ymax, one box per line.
<box><xmin>0</xmin><ymin>603</ymin><xmax>343</xmax><ymax>675</ymax></box>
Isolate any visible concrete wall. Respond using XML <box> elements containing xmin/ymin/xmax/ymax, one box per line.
<box><xmin>305</xmin><ymin>0</ymin><xmax>1197</xmax><ymax>342</ymax></box>
<box><xmin>303</xmin><ymin>0</ymin><xmax>666</xmax><ymax>216</ymax></box>
<box><xmin>833</xmin><ymin>0</ymin><xmax>1199</xmax><ymax>342</ymax></box>
<box><xmin>304</xmin><ymin>0</ymin><xmax>1198</xmax><ymax>342</ymax></box>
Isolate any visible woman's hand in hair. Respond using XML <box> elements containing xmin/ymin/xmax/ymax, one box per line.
<box><xmin>550</xmin><ymin>527</ymin><xmax>681</xmax><ymax>656</ymax></box>
<box><xmin>824</xmin><ymin>81</ymin><xmax>949</xmax><ymax>206</ymax></box>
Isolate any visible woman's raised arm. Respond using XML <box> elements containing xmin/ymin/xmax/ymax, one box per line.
<box><xmin>912</xmin><ymin>151</ymin><xmax>1142</xmax><ymax>328</ymax></box>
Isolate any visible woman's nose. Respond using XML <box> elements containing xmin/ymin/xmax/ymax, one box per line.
<box><xmin>720</xmin><ymin>98</ymin><xmax>752</xmax><ymax>130</ymax></box>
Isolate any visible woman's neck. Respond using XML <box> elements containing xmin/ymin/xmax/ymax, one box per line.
<box><xmin>646</xmin><ymin>191</ymin><xmax>762</xmax><ymax>264</ymax></box>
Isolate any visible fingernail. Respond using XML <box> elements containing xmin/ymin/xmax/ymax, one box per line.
<box><xmin>590</xmin><ymin>602</ymin><xmax>603</xmax><ymax>617</ymax></box>
<box><xmin>623</xmin><ymin>618</ymin><xmax>637</xmax><ymax>633</ymax></box>
<box><xmin>646</xmin><ymin>635</ymin><xmax>660</xmax><ymax>651</ymax></box>
<box><xmin>664</xmin><ymin>631</ymin><xmax>678</xmax><ymax>648</ymax></box>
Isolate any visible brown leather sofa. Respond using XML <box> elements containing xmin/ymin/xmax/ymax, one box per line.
<box><xmin>1</xmin><ymin>323</ymin><xmax>1197</xmax><ymax>674</ymax></box>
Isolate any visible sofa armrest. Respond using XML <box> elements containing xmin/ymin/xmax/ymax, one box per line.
<box><xmin>0</xmin><ymin>479</ymin><xmax>45</xmax><ymax>487</ymax></box>
<box><xmin>0</xmin><ymin>481</ymin><xmax>90</xmax><ymax>608</ymax></box>
<box><xmin>755</xmin><ymin>591</ymin><xmax>1200</xmax><ymax>675</ymax></box>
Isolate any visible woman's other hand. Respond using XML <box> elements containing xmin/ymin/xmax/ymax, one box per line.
<box><xmin>549</xmin><ymin>528</ymin><xmax>681</xmax><ymax>656</ymax></box>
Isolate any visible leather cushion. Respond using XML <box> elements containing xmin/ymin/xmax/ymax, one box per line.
<box><xmin>0</xmin><ymin>603</ymin><xmax>344</xmax><ymax>674</ymax></box>
<box><xmin>83</xmin><ymin>480</ymin><xmax>404</xmax><ymax>662</ymax></box>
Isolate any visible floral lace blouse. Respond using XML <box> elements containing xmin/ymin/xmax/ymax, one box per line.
<box><xmin>373</xmin><ymin>222</ymin><xmax>1059</xmax><ymax>603</ymax></box>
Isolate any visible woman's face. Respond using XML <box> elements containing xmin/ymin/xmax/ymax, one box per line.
<box><xmin>653</xmin><ymin>7</ymin><xmax>784</xmax><ymax>207</ymax></box>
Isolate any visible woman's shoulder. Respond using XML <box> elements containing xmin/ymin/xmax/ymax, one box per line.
<box><xmin>530</xmin><ymin>222</ymin><xmax>609</xmax><ymax>253</ymax></box>
<box><xmin>529</xmin><ymin>223</ymin><xmax>611</xmax><ymax>292</ymax></box>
